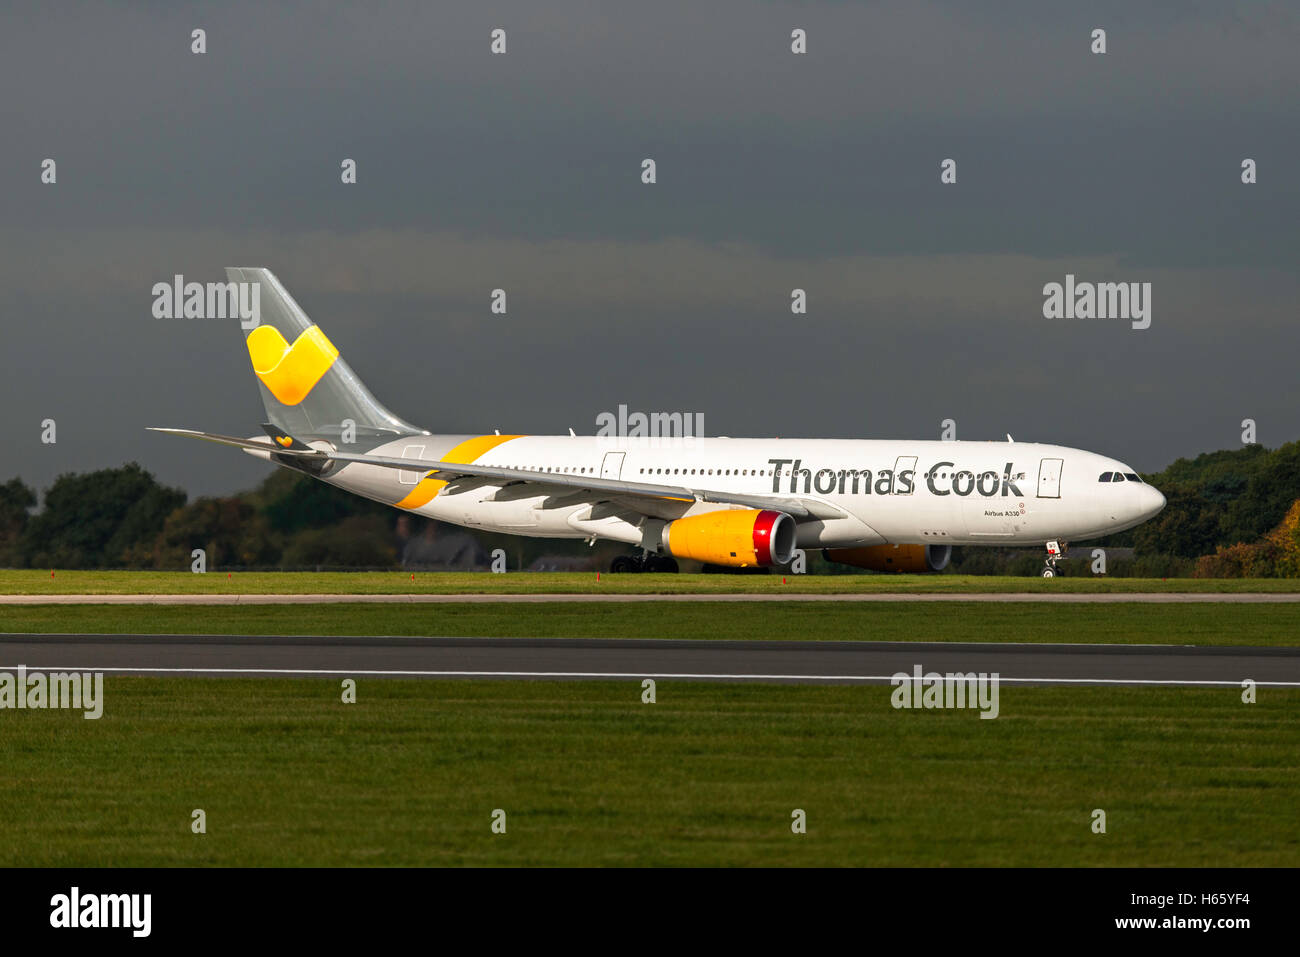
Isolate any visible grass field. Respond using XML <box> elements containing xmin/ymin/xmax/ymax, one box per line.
<box><xmin>3</xmin><ymin>570</ymin><xmax>1298</xmax><ymax>595</ymax></box>
<box><xmin>2</xmin><ymin>601</ymin><xmax>1299</xmax><ymax>646</ymax></box>
<box><xmin>4</xmin><ymin>582</ymin><xmax>1293</xmax><ymax>869</ymax></box>
<box><xmin>0</xmin><ymin>678</ymin><xmax>1294</xmax><ymax>866</ymax></box>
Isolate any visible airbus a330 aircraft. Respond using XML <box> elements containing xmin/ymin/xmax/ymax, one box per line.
<box><xmin>154</xmin><ymin>268</ymin><xmax>1166</xmax><ymax>577</ymax></box>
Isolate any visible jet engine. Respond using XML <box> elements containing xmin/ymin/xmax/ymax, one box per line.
<box><xmin>822</xmin><ymin>543</ymin><xmax>952</xmax><ymax>573</ymax></box>
<box><xmin>661</xmin><ymin>509</ymin><xmax>796</xmax><ymax>568</ymax></box>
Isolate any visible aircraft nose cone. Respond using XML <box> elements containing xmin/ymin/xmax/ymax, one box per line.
<box><xmin>1142</xmin><ymin>485</ymin><xmax>1166</xmax><ymax>519</ymax></box>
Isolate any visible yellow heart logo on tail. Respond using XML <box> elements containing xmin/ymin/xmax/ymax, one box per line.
<box><xmin>275</xmin><ymin>436</ymin><xmax>294</xmax><ymax>448</ymax></box>
<box><xmin>246</xmin><ymin>325</ymin><xmax>339</xmax><ymax>406</ymax></box>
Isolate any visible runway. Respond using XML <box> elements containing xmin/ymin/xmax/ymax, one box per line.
<box><xmin>4</xmin><ymin>592</ymin><xmax>1300</xmax><ymax>604</ymax></box>
<box><xmin>2</xmin><ymin>634</ymin><xmax>1298</xmax><ymax>686</ymax></box>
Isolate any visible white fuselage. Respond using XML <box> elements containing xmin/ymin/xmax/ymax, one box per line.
<box><xmin>307</xmin><ymin>435</ymin><xmax>1166</xmax><ymax>550</ymax></box>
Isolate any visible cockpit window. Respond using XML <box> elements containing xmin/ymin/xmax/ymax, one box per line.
<box><xmin>1124</xmin><ymin>472</ymin><xmax>1141</xmax><ymax>482</ymax></box>
<box><xmin>1098</xmin><ymin>472</ymin><xmax>1113</xmax><ymax>482</ymax></box>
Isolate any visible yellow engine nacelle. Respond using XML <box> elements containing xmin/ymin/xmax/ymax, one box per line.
<box><xmin>822</xmin><ymin>543</ymin><xmax>952</xmax><ymax>573</ymax></box>
<box><xmin>661</xmin><ymin>509</ymin><xmax>797</xmax><ymax>568</ymax></box>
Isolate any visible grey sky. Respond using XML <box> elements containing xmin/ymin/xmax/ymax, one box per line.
<box><xmin>2</xmin><ymin>1</ymin><xmax>1297</xmax><ymax>498</ymax></box>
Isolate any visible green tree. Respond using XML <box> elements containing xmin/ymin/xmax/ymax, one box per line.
<box><xmin>1224</xmin><ymin>443</ymin><xmax>1300</xmax><ymax>543</ymax></box>
<box><xmin>280</xmin><ymin>514</ymin><xmax>397</xmax><ymax>568</ymax></box>
<box><xmin>0</xmin><ymin>478</ymin><xmax>37</xmax><ymax>567</ymax></box>
<box><xmin>129</xmin><ymin>495</ymin><xmax>279</xmax><ymax>570</ymax></box>
<box><xmin>23</xmin><ymin>464</ymin><xmax>185</xmax><ymax>568</ymax></box>
<box><xmin>1131</xmin><ymin>486</ymin><xmax>1221</xmax><ymax>559</ymax></box>
<box><xmin>253</xmin><ymin>469</ymin><xmax>391</xmax><ymax>534</ymax></box>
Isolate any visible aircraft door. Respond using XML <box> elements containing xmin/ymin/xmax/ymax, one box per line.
<box><xmin>398</xmin><ymin>444</ymin><xmax>426</xmax><ymax>485</ymax></box>
<box><xmin>893</xmin><ymin>455</ymin><xmax>918</xmax><ymax>494</ymax></box>
<box><xmin>600</xmin><ymin>452</ymin><xmax>626</xmax><ymax>480</ymax></box>
<box><xmin>1037</xmin><ymin>457</ymin><xmax>1063</xmax><ymax>499</ymax></box>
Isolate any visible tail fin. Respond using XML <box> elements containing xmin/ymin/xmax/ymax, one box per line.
<box><xmin>226</xmin><ymin>267</ymin><xmax>422</xmax><ymax>443</ymax></box>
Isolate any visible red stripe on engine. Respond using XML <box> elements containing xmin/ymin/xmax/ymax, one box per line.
<box><xmin>752</xmin><ymin>509</ymin><xmax>781</xmax><ymax>566</ymax></box>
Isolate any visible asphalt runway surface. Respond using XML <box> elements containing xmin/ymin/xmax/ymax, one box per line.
<box><xmin>3</xmin><ymin>592</ymin><xmax>1300</xmax><ymax>604</ymax></box>
<box><xmin>1</xmin><ymin>634</ymin><xmax>1298</xmax><ymax>686</ymax></box>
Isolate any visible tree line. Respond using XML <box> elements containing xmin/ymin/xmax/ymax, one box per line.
<box><xmin>0</xmin><ymin>464</ymin><xmax>561</xmax><ymax>571</ymax></box>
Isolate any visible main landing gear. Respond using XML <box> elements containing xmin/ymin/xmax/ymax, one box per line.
<box><xmin>1041</xmin><ymin>539</ymin><xmax>1068</xmax><ymax>578</ymax></box>
<box><xmin>610</xmin><ymin>553</ymin><xmax>679</xmax><ymax>574</ymax></box>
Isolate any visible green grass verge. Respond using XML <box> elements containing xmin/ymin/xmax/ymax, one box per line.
<box><xmin>0</xmin><ymin>678</ymin><xmax>1294</xmax><ymax>866</ymax></box>
<box><xmin>2</xmin><ymin>601</ymin><xmax>1298</xmax><ymax>646</ymax></box>
<box><xmin>3</xmin><ymin>570</ymin><xmax>1298</xmax><ymax>595</ymax></box>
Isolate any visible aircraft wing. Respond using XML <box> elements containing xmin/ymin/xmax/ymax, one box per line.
<box><xmin>148</xmin><ymin>428</ymin><xmax>846</xmax><ymax>520</ymax></box>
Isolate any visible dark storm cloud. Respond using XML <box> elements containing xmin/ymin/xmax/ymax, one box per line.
<box><xmin>0</xmin><ymin>1</ymin><xmax>1296</xmax><ymax>497</ymax></box>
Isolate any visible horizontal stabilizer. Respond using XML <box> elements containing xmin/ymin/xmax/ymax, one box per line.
<box><xmin>148</xmin><ymin>427</ymin><xmax>289</xmax><ymax>453</ymax></box>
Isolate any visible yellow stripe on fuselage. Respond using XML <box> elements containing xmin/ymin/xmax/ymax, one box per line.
<box><xmin>395</xmin><ymin>434</ymin><xmax>523</xmax><ymax>510</ymax></box>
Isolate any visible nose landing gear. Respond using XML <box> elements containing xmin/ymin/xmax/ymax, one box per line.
<box><xmin>1041</xmin><ymin>539</ymin><xmax>1068</xmax><ymax>578</ymax></box>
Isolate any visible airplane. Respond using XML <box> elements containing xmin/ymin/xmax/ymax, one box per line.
<box><xmin>153</xmin><ymin>268</ymin><xmax>1167</xmax><ymax>578</ymax></box>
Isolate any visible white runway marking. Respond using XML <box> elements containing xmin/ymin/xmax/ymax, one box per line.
<box><xmin>3</xmin><ymin>664</ymin><xmax>1297</xmax><ymax>687</ymax></box>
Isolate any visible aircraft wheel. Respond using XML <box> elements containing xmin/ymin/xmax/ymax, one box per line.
<box><xmin>610</xmin><ymin>555</ymin><xmax>640</xmax><ymax>574</ymax></box>
<box><xmin>645</xmin><ymin>556</ymin><xmax>679</xmax><ymax>573</ymax></box>
<box><xmin>1041</xmin><ymin>567</ymin><xmax>1056</xmax><ymax>578</ymax></box>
